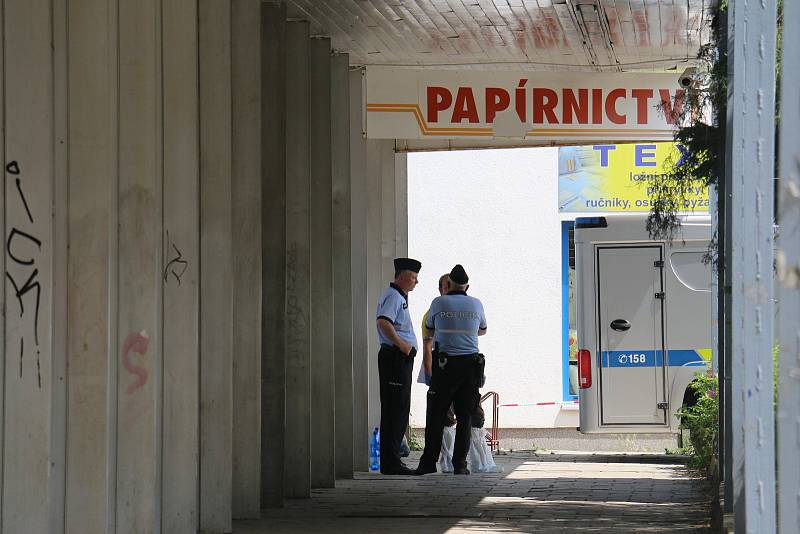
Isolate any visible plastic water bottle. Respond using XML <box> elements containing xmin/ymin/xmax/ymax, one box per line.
<box><xmin>369</xmin><ymin>428</ymin><xmax>380</xmax><ymax>471</ymax></box>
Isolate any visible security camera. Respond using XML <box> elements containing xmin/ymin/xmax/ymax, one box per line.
<box><xmin>678</xmin><ymin>67</ymin><xmax>698</xmax><ymax>89</ymax></box>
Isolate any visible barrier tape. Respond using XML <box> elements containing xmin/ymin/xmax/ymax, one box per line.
<box><xmin>499</xmin><ymin>400</ymin><xmax>580</xmax><ymax>408</ymax></box>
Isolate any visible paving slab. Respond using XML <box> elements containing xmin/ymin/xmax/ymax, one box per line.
<box><xmin>236</xmin><ymin>452</ymin><xmax>712</xmax><ymax>533</ymax></box>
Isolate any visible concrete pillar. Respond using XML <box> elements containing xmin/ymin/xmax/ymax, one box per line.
<box><xmin>349</xmin><ymin>69</ymin><xmax>370</xmax><ymax>471</ymax></box>
<box><xmin>260</xmin><ymin>0</ymin><xmax>287</xmax><ymax>508</ymax></box>
<box><xmin>380</xmin><ymin>142</ymin><xmax>397</xmax><ymax>285</ymax></box>
<box><xmin>372</xmin><ymin>141</ymin><xmax>401</xmax><ymax>438</ymax></box>
<box><xmin>366</xmin><ymin>139</ymin><xmax>399</xmax><ymax>434</ymax></box>
<box><xmin>199</xmin><ymin>0</ymin><xmax>233</xmax><ymax>530</ymax></box>
<box><xmin>161</xmin><ymin>0</ymin><xmax>201</xmax><ymax>531</ymax></box>
<box><xmin>115</xmin><ymin>1</ymin><xmax>160</xmax><ymax>532</ymax></box>
<box><xmin>365</xmin><ymin>140</ymin><xmax>384</xmax><ymax>437</ymax></box>
<box><xmin>727</xmin><ymin>0</ymin><xmax>778</xmax><ymax>530</ymax></box>
<box><xmin>284</xmin><ymin>20</ymin><xmax>311</xmax><ymax>499</ymax></box>
<box><xmin>331</xmin><ymin>53</ymin><xmax>354</xmax><ymax>479</ymax></box>
<box><xmin>395</xmin><ymin>153</ymin><xmax>408</xmax><ymax>257</ymax></box>
<box><xmin>231</xmin><ymin>0</ymin><xmax>262</xmax><ymax>518</ymax></box>
<box><xmin>309</xmin><ymin>37</ymin><xmax>335</xmax><ymax>489</ymax></box>
<box><xmin>64</xmin><ymin>0</ymin><xmax>114</xmax><ymax>530</ymax></box>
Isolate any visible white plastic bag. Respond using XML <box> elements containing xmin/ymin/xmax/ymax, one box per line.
<box><xmin>468</xmin><ymin>427</ymin><xmax>501</xmax><ymax>473</ymax></box>
<box><xmin>438</xmin><ymin>426</ymin><xmax>455</xmax><ymax>473</ymax></box>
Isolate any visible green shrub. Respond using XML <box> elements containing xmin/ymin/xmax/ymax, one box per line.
<box><xmin>677</xmin><ymin>344</ymin><xmax>779</xmax><ymax>472</ymax></box>
<box><xmin>407</xmin><ymin>429</ymin><xmax>424</xmax><ymax>451</ymax></box>
<box><xmin>676</xmin><ymin>372</ymin><xmax>719</xmax><ymax>470</ymax></box>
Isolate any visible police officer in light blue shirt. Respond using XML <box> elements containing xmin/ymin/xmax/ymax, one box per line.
<box><xmin>415</xmin><ymin>264</ymin><xmax>487</xmax><ymax>476</ymax></box>
<box><xmin>375</xmin><ymin>257</ymin><xmax>421</xmax><ymax>475</ymax></box>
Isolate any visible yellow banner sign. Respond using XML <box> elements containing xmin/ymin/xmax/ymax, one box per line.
<box><xmin>558</xmin><ymin>143</ymin><xmax>709</xmax><ymax>213</ymax></box>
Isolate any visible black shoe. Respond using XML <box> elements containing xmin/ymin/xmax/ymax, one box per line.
<box><xmin>453</xmin><ymin>467</ymin><xmax>470</xmax><ymax>475</ymax></box>
<box><xmin>380</xmin><ymin>465</ymin><xmax>416</xmax><ymax>475</ymax></box>
<box><xmin>414</xmin><ymin>464</ymin><xmax>437</xmax><ymax>476</ymax></box>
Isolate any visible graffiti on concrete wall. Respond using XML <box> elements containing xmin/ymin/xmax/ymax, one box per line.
<box><xmin>122</xmin><ymin>331</ymin><xmax>150</xmax><ymax>394</ymax></box>
<box><xmin>163</xmin><ymin>230</ymin><xmax>188</xmax><ymax>285</ymax></box>
<box><xmin>5</xmin><ymin>161</ymin><xmax>43</xmax><ymax>388</ymax></box>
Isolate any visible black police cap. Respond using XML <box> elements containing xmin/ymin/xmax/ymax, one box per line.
<box><xmin>449</xmin><ymin>264</ymin><xmax>468</xmax><ymax>285</ymax></box>
<box><xmin>394</xmin><ymin>257</ymin><xmax>421</xmax><ymax>273</ymax></box>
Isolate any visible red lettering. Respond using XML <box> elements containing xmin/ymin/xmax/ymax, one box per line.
<box><xmin>592</xmin><ymin>88</ymin><xmax>603</xmax><ymax>124</ymax></box>
<box><xmin>659</xmin><ymin>89</ymin><xmax>685</xmax><ymax>124</ymax></box>
<box><xmin>631</xmin><ymin>89</ymin><xmax>653</xmax><ymax>124</ymax></box>
<box><xmin>485</xmin><ymin>87</ymin><xmax>510</xmax><ymax>123</ymax></box>
<box><xmin>604</xmin><ymin>88</ymin><xmax>626</xmax><ymax>124</ymax></box>
<box><xmin>515</xmin><ymin>79</ymin><xmax>528</xmax><ymax>121</ymax></box>
<box><xmin>451</xmin><ymin>87</ymin><xmax>479</xmax><ymax>123</ymax></box>
<box><xmin>426</xmin><ymin>86</ymin><xmax>452</xmax><ymax>123</ymax></box>
<box><xmin>532</xmin><ymin>88</ymin><xmax>559</xmax><ymax>124</ymax></box>
<box><xmin>562</xmin><ymin>88</ymin><xmax>588</xmax><ymax>124</ymax></box>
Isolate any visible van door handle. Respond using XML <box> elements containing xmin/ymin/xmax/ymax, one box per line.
<box><xmin>610</xmin><ymin>319</ymin><xmax>631</xmax><ymax>331</ymax></box>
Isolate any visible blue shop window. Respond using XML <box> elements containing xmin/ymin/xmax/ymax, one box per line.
<box><xmin>561</xmin><ymin>221</ymin><xmax>578</xmax><ymax>401</ymax></box>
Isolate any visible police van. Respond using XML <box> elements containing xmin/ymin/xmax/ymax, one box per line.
<box><xmin>574</xmin><ymin>213</ymin><xmax>711</xmax><ymax>434</ymax></box>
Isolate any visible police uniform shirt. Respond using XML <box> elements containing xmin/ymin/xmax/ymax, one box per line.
<box><xmin>425</xmin><ymin>291</ymin><xmax>487</xmax><ymax>356</ymax></box>
<box><xmin>416</xmin><ymin>309</ymin><xmax>435</xmax><ymax>384</ymax></box>
<box><xmin>376</xmin><ymin>283</ymin><xmax>418</xmax><ymax>350</ymax></box>
<box><xmin>421</xmin><ymin>309</ymin><xmax>433</xmax><ymax>341</ymax></box>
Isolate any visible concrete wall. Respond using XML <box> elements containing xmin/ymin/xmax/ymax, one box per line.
<box><xmin>0</xmin><ymin>2</ymin><xmax>360</xmax><ymax>531</ymax></box>
<box><xmin>407</xmin><ymin>148</ymin><xmax>577</xmax><ymax>429</ymax></box>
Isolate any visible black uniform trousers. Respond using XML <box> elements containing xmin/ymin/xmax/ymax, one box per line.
<box><xmin>378</xmin><ymin>344</ymin><xmax>414</xmax><ymax>471</ymax></box>
<box><xmin>418</xmin><ymin>353</ymin><xmax>482</xmax><ymax>471</ymax></box>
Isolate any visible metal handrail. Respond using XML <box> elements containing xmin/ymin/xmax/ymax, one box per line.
<box><xmin>480</xmin><ymin>391</ymin><xmax>500</xmax><ymax>452</ymax></box>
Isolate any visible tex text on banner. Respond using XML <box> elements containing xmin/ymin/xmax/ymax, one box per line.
<box><xmin>364</xmin><ymin>66</ymin><xmax>685</xmax><ymax>142</ymax></box>
<box><xmin>558</xmin><ymin>143</ymin><xmax>709</xmax><ymax>213</ymax></box>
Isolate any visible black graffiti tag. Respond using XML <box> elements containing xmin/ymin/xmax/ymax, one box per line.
<box><xmin>163</xmin><ymin>230</ymin><xmax>188</xmax><ymax>285</ymax></box>
<box><xmin>6</xmin><ymin>268</ymin><xmax>41</xmax><ymax>347</ymax></box>
<box><xmin>7</xmin><ymin>228</ymin><xmax>41</xmax><ymax>265</ymax></box>
<box><xmin>7</xmin><ymin>161</ymin><xmax>33</xmax><ymax>223</ymax></box>
<box><xmin>5</xmin><ymin>161</ymin><xmax>43</xmax><ymax>388</ymax></box>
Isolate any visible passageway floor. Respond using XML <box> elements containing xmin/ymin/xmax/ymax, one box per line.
<box><xmin>235</xmin><ymin>451</ymin><xmax>712</xmax><ymax>533</ymax></box>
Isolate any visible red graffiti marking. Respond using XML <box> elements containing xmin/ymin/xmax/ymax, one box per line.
<box><xmin>122</xmin><ymin>331</ymin><xmax>149</xmax><ymax>394</ymax></box>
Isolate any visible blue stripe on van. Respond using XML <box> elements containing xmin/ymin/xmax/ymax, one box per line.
<box><xmin>600</xmin><ymin>350</ymin><xmax>708</xmax><ymax>368</ymax></box>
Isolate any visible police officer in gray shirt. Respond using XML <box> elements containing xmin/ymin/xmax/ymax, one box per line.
<box><xmin>375</xmin><ymin>257</ymin><xmax>421</xmax><ymax>475</ymax></box>
<box><xmin>416</xmin><ymin>264</ymin><xmax>487</xmax><ymax>475</ymax></box>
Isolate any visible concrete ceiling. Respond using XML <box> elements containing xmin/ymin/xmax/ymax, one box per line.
<box><xmin>287</xmin><ymin>0</ymin><xmax>716</xmax><ymax>71</ymax></box>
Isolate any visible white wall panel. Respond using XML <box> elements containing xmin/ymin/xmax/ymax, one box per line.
<box><xmin>407</xmin><ymin>148</ymin><xmax>564</xmax><ymax>429</ymax></box>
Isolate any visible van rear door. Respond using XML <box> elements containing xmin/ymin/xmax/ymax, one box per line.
<box><xmin>596</xmin><ymin>246</ymin><xmax>667</xmax><ymax>426</ymax></box>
